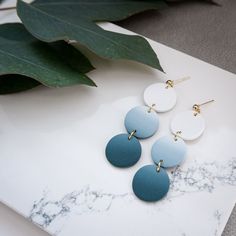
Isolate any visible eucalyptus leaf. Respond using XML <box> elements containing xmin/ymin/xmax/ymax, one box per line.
<box><xmin>0</xmin><ymin>23</ymin><xmax>94</xmax><ymax>73</ymax></box>
<box><xmin>17</xmin><ymin>0</ymin><xmax>167</xmax><ymax>71</ymax></box>
<box><xmin>0</xmin><ymin>23</ymin><xmax>96</xmax><ymax>94</ymax></box>
<box><xmin>0</xmin><ymin>75</ymin><xmax>40</xmax><ymax>94</ymax></box>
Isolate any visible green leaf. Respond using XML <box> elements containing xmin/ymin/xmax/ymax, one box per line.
<box><xmin>49</xmin><ymin>41</ymin><xmax>95</xmax><ymax>74</ymax></box>
<box><xmin>0</xmin><ymin>75</ymin><xmax>41</xmax><ymax>94</ymax></box>
<box><xmin>17</xmin><ymin>0</ymin><xmax>166</xmax><ymax>71</ymax></box>
<box><xmin>0</xmin><ymin>23</ymin><xmax>95</xmax><ymax>73</ymax></box>
<box><xmin>0</xmin><ymin>23</ymin><xmax>96</xmax><ymax>94</ymax></box>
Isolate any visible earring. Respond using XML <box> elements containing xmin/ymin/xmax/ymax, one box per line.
<box><xmin>171</xmin><ymin>99</ymin><xmax>215</xmax><ymax>140</ymax></box>
<box><xmin>105</xmin><ymin>76</ymin><xmax>190</xmax><ymax>168</ymax></box>
<box><xmin>132</xmin><ymin>100</ymin><xmax>214</xmax><ymax>202</ymax></box>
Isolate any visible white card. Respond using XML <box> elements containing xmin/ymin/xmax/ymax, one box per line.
<box><xmin>0</xmin><ymin>6</ymin><xmax>235</xmax><ymax>236</ymax></box>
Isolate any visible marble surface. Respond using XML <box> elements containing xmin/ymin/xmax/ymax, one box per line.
<box><xmin>28</xmin><ymin>158</ymin><xmax>236</xmax><ymax>234</ymax></box>
<box><xmin>0</xmin><ymin>1</ymin><xmax>236</xmax><ymax>236</ymax></box>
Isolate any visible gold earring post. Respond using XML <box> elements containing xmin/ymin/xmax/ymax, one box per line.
<box><xmin>166</xmin><ymin>76</ymin><xmax>191</xmax><ymax>89</ymax></box>
<box><xmin>173</xmin><ymin>76</ymin><xmax>191</xmax><ymax>85</ymax></box>
<box><xmin>198</xmin><ymin>99</ymin><xmax>215</xmax><ymax>106</ymax></box>
<box><xmin>193</xmin><ymin>99</ymin><xmax>215</xmax><ymax>115</ymax></box>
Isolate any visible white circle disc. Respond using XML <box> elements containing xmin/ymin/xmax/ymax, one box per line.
<box><xmin>170</xmin><ymin>110</ymin><xmax>205</xmax><ymax>141</ymax></box>
<box><xmin>143</xmin><ymin>83</ymin><xmax>177</xmax><ymax>112</ymax></box>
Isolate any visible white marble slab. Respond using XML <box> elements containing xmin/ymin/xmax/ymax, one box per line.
<box><xmin>0</xmin><ymin>5</ymin><xmax>236</xmax><ymax>236</ymax></box>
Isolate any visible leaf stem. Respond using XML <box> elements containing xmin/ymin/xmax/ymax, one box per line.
<box><xmin>0</xmin><ymin>6</ymin><xmax>16</xmax><ymax>11</ymax></box>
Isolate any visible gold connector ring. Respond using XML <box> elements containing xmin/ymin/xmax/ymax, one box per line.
<box><xmin>148</xmin><ymin>104</ymin><xmax>156</xmax><ymax>113</ymax></box>
<box><xmin>128</xmin><ymin>130</ymin><xmax>136</xmax><ymax>140</ymax></box>
<box><xmin>156</xmin><ymin>160</ymin><xmax>163</xmax><ymax>172</ymax></box>
<box><xmin>174</xmin><ymin>131</ymin><xmax>182</xmax><ymax>141</ymax></box>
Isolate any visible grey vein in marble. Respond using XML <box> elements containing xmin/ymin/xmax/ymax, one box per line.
<box><xmin>29</xmin><ymin>186</ymin><xmax>131</xmax><ymax>230</ymax></box>
<box><xmin>169</xmin><ymin>158</ymin><xmax>236</xmax><ymax>197</ymax></box>
<box><xmin>29</xmin><ymin>158</ymin><xmax>236</xmax><ymax>231</ymax></box>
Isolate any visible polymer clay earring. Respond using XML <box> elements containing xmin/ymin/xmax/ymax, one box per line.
<box><xmin>105</xmin><ymin>77</ymin><xmax>190</xmax><ymax>168</ymax></box>
<box><xmin>132</xmin><ymin>100</ymin><xmax>214</xmax><ymax>201</ymax></box>
<box><xmin>170</xmin><ymin>100</ymin><xmax>214</xmax><ymax>140</ymax></box>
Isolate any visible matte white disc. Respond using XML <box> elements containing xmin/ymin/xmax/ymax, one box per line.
<box><xmin>170</xmin><ymin>110</ymin><xmax>205</xmax><ymax>141</ymax></box>
<box><xmin>143</xmin><ymin>83</ymin><xmax>177</xmax><ymax>112</ymax></box>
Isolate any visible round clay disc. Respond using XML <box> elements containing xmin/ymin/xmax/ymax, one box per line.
<box><xmin>143</xmin><ymin>83</ymin><xmax>177</xmax><ymax>112</ymax></box>
<box><xmin>124</xmin><ymin>106</ymin><xmax>159</xmax><ymax>139</ymax></box>
<box><xmin>132</xmin><ymin>165</ymin><xmax>170</xmax><ymax>202</ymax></box>
<box><xmin>105</xmin><ymin>133</ymin><xmax>141</xmax><ymax>168</ymax></box>
<box><xmin>170</xmin><ymin>110</ymin><xmax>205</xmax><ymax>141</ymax></box>
<box><xmin>151</xmin><ymin>135</ymin><xmax>187</xmax><ymax>168</ymax></box>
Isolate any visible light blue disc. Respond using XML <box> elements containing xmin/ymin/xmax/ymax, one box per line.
<box><xmin>105</xmin><ymin>133</ymin><xmax>141</xmax><ymax>168</ymax></box>
<box><xmin>124</xmin><ymin>106</ymin><xmax>159</xmax><ymax>139</ymax></box>
<box><xmin>151</xmin><ymin>135</ymin><xmax>187</xmax><ymax>168</ymax></box>
<box><xmin>132</xmin><ymin>165</ymin><xmax>170</xmax><ymax>202</ymax></box>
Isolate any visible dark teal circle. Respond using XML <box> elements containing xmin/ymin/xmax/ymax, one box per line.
<box><xmin>132</xmin><ymin>165</ymin><xmax>170</xmax><ymax>202</ymax></box>
<box><xmin>105</xmin><ymin>133</ymin><xmax>141</xmax><ymax>168</ymax></box>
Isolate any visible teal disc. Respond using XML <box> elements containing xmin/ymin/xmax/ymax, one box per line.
<box><xmin>105</xmin><ymin>133</ymin><xmax>141</xmax><ymax>168</ymax></box>
<box><xmin>132</xmin><ymin>165</ymin><xmax>170</xmax><ymax>202</ymax></box>
<box><xmin>151</xmin><ymin>135</ymin><xmax>187</xmax><ymax>168</ymax></box>
<box><xmin>124</xmin><ymin>106</ymin><xmax>159</xmax><ymax>139</ymax></box>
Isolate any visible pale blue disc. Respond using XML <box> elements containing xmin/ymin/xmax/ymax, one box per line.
<box><xmin>105</xmin><ymin>133</ymin><xmax>141</xmax><ymax>168</ymax></box>
<box><xmin>124</xmin><ymin>106</ymin><xmax>159</xmax><ymax>139</ymax></box>
<box><xmin>132</xmin><ymin>165</ymin><xmax>170</xmax><ymax>202</ymax></box>
<box><xmin>151</xmin><ymin>135</ymin><xmax>187</xmax><ymax>168</ymax></box>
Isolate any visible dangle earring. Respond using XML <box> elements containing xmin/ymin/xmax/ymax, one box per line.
<box><xmin>171</xmin><ymin>100</ymin><xmax>215</xmax><ymax>140</ymax></box>
<box><xmin>105</xmin><ymin>76</ymin><xmax>190</xmax><ymax>168</ymax></box>
<box><xmin>132</xmin><ymin>100</ymin><xmax>214</xmax><ymax>202</ymax></box>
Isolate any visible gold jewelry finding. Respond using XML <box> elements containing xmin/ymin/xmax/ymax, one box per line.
<box><xmin>148</xmin><ymin>104</ymin><xmax>156</xmax><ymax>113</ymax></box>
<box><xmin>193</xmin><ymin>99</ymin><xmax>215</xmax><ymax>116</ymax></box>
<box><xmin>165</xmin><ymin>76</ymin><xmax>191</xmax><ymax>89</ymax></box>
<box><xmin>174</xmin><ymin>76</ymin><xmax>191</xmax><ymax>85</ymax></box>
<box><xmin>165</xmin><ymin>80</ymin><xmax>174</xmax><ymax>88</ymax></box>
<box><xmin>156</xmin><ymin>160</ymin><xmax>163</xmax><ymax>172</ymax></box>
<box><xmin>128</xmin><ymin>130</ymin><xmax>136</xmax><ymax>140</ymax></box>
<box><xmin>174</xmin><ymin>131</ymin><xmax>182</xmax><ymax>141</ymax></box>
